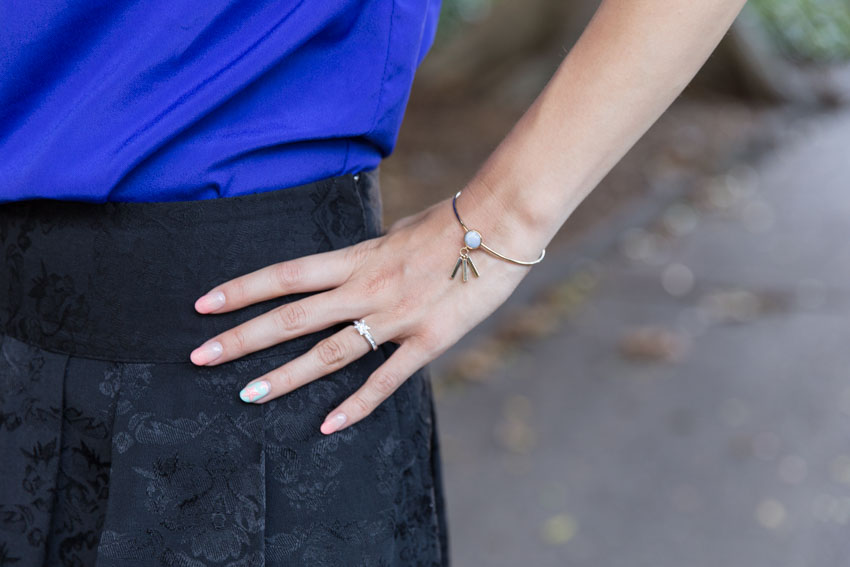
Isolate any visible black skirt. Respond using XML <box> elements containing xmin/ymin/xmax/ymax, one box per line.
<box><xmin>0</xmin><ymin>169</ymin><xmax>450</xmax><ymax>566</ymax></box>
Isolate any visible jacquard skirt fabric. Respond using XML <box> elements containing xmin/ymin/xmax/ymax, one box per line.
<box><xmin>0</xmin><ymin>169</ymin><xmax>450</xmax><ymax>566</ymax></box>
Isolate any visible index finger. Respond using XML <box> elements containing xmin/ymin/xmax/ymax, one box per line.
<box><xmin>194</xmin><ymin>245</ymin><xmax>355</xmax><ymax>314</ymax></box>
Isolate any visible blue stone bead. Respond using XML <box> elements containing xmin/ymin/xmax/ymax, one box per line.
<box><xmin>464</xmin><ymin>230</ymin><xmax>482</xmax><ymax>249</ymax></box>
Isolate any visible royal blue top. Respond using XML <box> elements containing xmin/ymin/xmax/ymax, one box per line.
<box><xmin>0</xmin><ymin>1</ymin><xmax>441</xmax><ymax>203</ymax></box>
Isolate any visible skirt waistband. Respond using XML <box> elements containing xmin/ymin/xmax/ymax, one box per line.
<box><xmin>0</xmin><ymin>169</ymin><xmax>383</xmax><ymax>363</ymax></box>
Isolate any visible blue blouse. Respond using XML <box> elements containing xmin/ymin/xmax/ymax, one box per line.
<box><xmin>0</xmin><ymin>1</ymin><xmax>441</xmax><ymax>203</ymax></box>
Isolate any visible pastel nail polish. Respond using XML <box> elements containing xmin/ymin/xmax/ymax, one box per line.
<box><xmin>191</xmin><ymin>340</ymin><xmax>223</xmax><ymax>365</ymax></box>
<box><xmin>321</xmin><ymin>413</ymin><xmax>347</xmax><ymax>434</ymax></box>
<box><xmin>240</xmin><ymin>380</ymin><xmax>270</xmax><ymax>403</ymax></box>
<box><xmin>196</xmin><ymin>290</ymin><xmax>226</xmax><ymax>312</ymax></box>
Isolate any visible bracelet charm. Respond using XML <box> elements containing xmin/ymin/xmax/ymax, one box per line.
<box><xmin>463</xmin><ymin>229</ymin><xmax>482</xmax><ymax>249</ymax></box>
<box><xmin>448</xmin><ymin>189</ymin><xmax>546</xmax><ymax>283</ymax></box>
<box><xmin>450</xmin><ymin>246</ymin><xmax>481</xmax><ymax>282</ymax></box>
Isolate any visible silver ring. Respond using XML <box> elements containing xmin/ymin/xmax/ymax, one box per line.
<box><xmin>353</xmin><ymin>319</ymin><xmax>378</xmax><ymax>351</ymax></box>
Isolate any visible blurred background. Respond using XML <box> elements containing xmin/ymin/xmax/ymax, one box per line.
<box><xmin>380</xmin><ymin>1</ymin><xmax>850</xmax><ymax>565</ymax></box>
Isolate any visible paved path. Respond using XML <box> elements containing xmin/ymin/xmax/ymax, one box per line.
<box><xmin>429</xmin><ymin>108</ymin><xmax>850</xmax><ymax>566</ymax></box>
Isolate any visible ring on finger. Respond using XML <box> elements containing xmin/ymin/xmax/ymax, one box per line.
<box><xmin>238</xmin><ymin>315</ymin><xmax>386</xmax><ymax>403</ymax></box>
<box><xmin>353</xmin><ymin>318</ymin><xmax>378</xmax><ymax>351</ymax></box>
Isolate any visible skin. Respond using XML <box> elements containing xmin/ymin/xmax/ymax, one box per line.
<box><xmin>190</xmin><ymin>0</ymin><xmax>749</xmax><ymax>435</ymax></box>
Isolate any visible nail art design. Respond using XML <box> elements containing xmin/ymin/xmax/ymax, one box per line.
<box><xmin>239</xmin><ymin>380</ymin><xmax>270</xmax><ymax>403</ymax></box>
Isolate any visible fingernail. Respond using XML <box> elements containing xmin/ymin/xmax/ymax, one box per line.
<box><xmin>239</xmin><ymin>380</ymin><xmax>270</xmax><ymax>403</ymax></box>
<box><xmin>191</xmin><ymin>340</ymin><xmax>223</xmax><ymax>365</ymax></box>
<box><xmin>196</xmin><ymin>291</ymin><xmax>226</xmax><ymax>313</ymax></box>
<box><xmin>321</xmin><ymin>412</ymin><xmax>347</xmax><ymax>434</ymax></box>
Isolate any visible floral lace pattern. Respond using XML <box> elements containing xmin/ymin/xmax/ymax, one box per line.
<box><xmin>0</xmin><ymin>170</ymin><xmax>449</xmax><ymax>565</ymax></box>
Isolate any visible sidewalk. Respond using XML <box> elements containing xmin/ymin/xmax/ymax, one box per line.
<box><xmin>429</xmin><ymin>108</ymin><xmax>850</xmax><ymax>566</ymax></box>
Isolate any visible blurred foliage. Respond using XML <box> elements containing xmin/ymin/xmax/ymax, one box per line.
<box><xmin>433</xmin><ymin>0</ymin><xmax>850</xmax><ymax>64</ymax></box>
<box><xmin>742</xmin><ymin>0</ymin><xmax>850</xmax><ymax>63</ymax></box>
<box><xmin>432</xmin><ymin>0</ymin><xmax>499</xmax><ymax>46</ymax></box>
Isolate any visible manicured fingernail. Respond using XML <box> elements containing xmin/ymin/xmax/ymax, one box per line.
<box><xmin>191</xmin><ymin>340</ymin><xmax>223</xmax><ymax>365</ymax></box>
<box><xmin>239</xmin><ymin>380</ymin><xmax>270</xmax><ymax>403</ymax></box>
<box><xmin>321</xmin><ymin>413</ymin><xmax>347</xmax><ymax>434</ymax></box>
<box><xmin>196</xmin><ymin>291</ymin><xmax>226</xmax><ymax>313</ymax></box>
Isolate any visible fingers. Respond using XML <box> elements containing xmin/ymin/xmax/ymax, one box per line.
<box><xmin>190</xmin><ymin>287</ymin><xmax>364</xmax><ymax>365</ymax></box>
<box><xmin>234</xmin><ymin>318</ymin><xmax>433</xmax><ymax>436</ymax></box>
<box><xmin>194</xmin><ymin>244</ymin><xmax>362</xmax><ymax>314</ymax></box>
<box><xmin>236</xmin><ymin>316</ymin><xmax>392</xmax><ymax>403</ymax></box>
<box><xmin>319</xmin><ymin>340</ymin><xmax>430</xmax><ymax>435</ymax></box>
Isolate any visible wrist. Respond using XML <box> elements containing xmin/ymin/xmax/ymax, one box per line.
<box><xmin>455</xmin><ymin>174</ymin><xmax>553</xmax><ymax>264</ymax></box>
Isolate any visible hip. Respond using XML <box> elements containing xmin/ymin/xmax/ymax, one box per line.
<box><xmin>0</xmin><ymin>169</ymin><xmax>383</xmax><ymax>363</ymax></box>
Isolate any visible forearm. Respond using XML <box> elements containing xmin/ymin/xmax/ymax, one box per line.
<box><xmin>458</xmin><ymin>0</ymin><xmax>748</xmax><ymax>258</ymax></box>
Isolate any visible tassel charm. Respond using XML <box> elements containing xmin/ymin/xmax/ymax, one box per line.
<box><xmin>450</xmin><ymin>247</ymin><xmax>480</xmax><ymax>282</ymax></box>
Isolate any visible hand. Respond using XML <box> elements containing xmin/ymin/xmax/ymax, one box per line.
<box><xmin>189</xmin><ymin>190</ymin><xmax>536</xmax><ymax>435</ymax></box>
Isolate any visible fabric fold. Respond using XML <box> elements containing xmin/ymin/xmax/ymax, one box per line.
<box><xmin>0</xmin><ymin>334</ymin><xmax>69</xmax><ymax>566</ymax></box>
